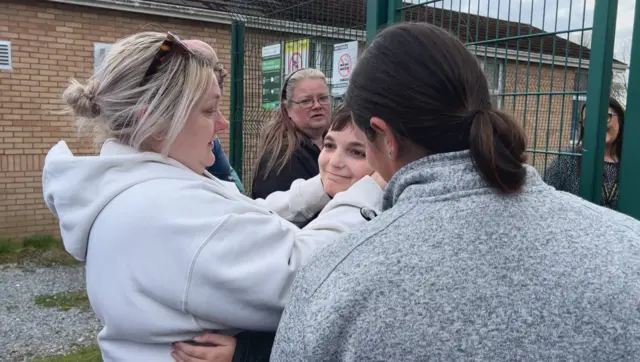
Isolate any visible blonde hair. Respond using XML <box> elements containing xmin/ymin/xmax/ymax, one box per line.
<box><xmin>62</xmin><ymin>31</ymin><xmax>218</xmax><ymax>155</ymax></box>
<box><xmin>255</xmin><ymin>68</ymin><xmax>327</xmax><ymax>178</ymax></box>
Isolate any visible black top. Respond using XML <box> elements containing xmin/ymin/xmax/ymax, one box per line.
<box><xmin>543</xmin><ymin>152</ymin><xmax>620</xmax><ymax>210</ymax></box>
<box><xmin>251</xmin><ymin>140</ymin><xmax>321</xmax><ymax>199</ymax></box>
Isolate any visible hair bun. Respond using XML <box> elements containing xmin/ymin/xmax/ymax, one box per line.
<box><xmin>62</xmin><ymin>79</ymin><xmax>101</xmax><ymax>118</ymax></box>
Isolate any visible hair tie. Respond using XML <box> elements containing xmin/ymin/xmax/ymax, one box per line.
<box><xmin>469</xmin><ymin>109</ymin><xmax>484</xmax><ymax>121</ymax></box>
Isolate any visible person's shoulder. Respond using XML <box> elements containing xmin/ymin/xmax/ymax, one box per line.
<box><xmin>113</xmin><ymin>175</ymin><xmax>249</xmax><ymax>223</ymax></box>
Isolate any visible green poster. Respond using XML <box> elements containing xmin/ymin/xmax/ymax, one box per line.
<box><xmin>262</xmin><ymin>43</ymin><xmax>282</xmax><ymax>110</ymax></box>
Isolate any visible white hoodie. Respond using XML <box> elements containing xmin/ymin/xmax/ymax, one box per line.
<box><xmin>42</xmin><ymin>139</ymin><xmax>383</xmax><ymax>362</ymax></box>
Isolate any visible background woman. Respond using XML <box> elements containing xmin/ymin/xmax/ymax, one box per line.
<box><xmin>544</xmin><ymin>97</ymin><xmax>625</xmax><ymax>209</ymax></box>
<box><xmin>271</xmin><ymin>23</ymin><xmax>640</xmax><ymax>361</ymax></box>
<box><xmin>42</xmin><ymin>32</ymin><xmax>383</xmax><ymax>362</ymax></box>
<box><xmin>251</xmin><ymin>68</ymin><xmax>331</xmax><ymax>199</ymax></box>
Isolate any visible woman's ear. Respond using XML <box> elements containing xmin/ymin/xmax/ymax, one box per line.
<box><xmin>370</xmin><ymin>117</ymin><xmax>398</xmax><ymax>159</ymax></box>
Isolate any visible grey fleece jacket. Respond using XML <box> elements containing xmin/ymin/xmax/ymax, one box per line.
<box><xmin>271</xmin><ymin>150</ymin><xmax>640</xmax><ymax>361</ymax></box>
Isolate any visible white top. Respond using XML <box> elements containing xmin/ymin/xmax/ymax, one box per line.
<box><xmin>42</xmin><ymin>139</ymin><xmax>383</xmax><ymax>362</ymax></box>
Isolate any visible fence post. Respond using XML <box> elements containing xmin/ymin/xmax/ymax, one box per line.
<box><xmin>617</xmin><ymin>0</ymin><xmax>640</xmax><ymax>219</ymax></box>
<box><xmin>230</xmin><ymin>20</ymin><xmax>245</xmax><ymax>179</ymax></box>
<box><xmin>579</xmin><ymin>0</ymin><xmax>618</xmax><ymax>204</ymax></box>
<box><xmin>366</xmin><ymin>0</ymin><xmax>401</xmax><ymax>44</ymax></box>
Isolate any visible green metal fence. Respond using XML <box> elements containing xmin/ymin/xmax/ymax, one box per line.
<box><xmin>228</xmin><ymin>1</ymin><xmax>366</xmax><ymax>195</ymax></box>
<box><xmin>229</xmin><ymin>0</ymin><xmax>639</xmax><ymax>219</ymax></box>
<box><xmin>367</xmin><ymin>0</ymin><xmax>638</xmax><ymax>219</ymax></box>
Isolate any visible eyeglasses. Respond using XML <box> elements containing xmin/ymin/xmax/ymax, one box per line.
<box><xmin>291</xmin><ymin>95</ymin><xmax>332</xmax><ymax>109</ymax></box>
<box><xmin>140</xmin><ymin>31</ymin><xmax>194</xmax><ymax>87</ymax></box>
<box><xmin>581</xmin><ymin>112</ymin><xmax>617</xmax><ymax>124</ymax></box>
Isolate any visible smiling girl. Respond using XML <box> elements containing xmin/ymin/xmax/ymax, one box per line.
<box><xmin>319</xmin><ymin>104</ymin><xmax>374</xmax><ymax>197</ymax></box>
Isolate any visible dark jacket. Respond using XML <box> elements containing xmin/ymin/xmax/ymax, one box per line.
<box><xmin>251</xmin><ymin>140</ymin><xmax>321</xmax><ymax>199</ymax></box>
<box><xmin>206</xmin><ymin>138</ymin><xmax>246</xmax><ymax>194</ymax></box>
<box><xmin>543</xmin><ymin>151</ymin><xmax>619</xmax><ymax>209</ymax></box>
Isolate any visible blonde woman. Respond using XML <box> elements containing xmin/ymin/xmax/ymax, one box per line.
<box><xmin>42</xmin><ymin>32</ymin><xmax>383</xmax><ymax>362</ymax></box>
<box><xmin>251</xmin><ymin>68</ymin><xmax>331</xmax><ymax>199</ymax></box>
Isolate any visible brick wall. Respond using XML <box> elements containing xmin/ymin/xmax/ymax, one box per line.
<box><xmin>502</xmin><ymin>61</ymin><xmax>581</xmax><ymax>173</ymax></box>
<box><xmin>0</xmin><ymin>0</ymin><xmax>232</xmax><ymax>239</ymax></box>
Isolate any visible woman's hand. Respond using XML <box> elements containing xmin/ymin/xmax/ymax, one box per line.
<box><xmin>172</xmin><ymin>333</ymin><xmax>236</xmax><ymax>362</ymax></box>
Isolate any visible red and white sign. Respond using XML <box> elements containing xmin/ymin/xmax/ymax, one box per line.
<box><xmin>288</xmin><ymin>52</ymin><xmax>303</xmax><ymax>73</ymax></box>
<box><xmin>284</xmin><ymin>39</ymin><xmax>309</xmax><ymax>75</ymax></box>
<box><xmin>331</xmin><ymin>41</ymin><xmax>359</xmax><ymax>96</ymax></box>
<box><xmin>338</xmin><ymin>54</ymin><xmax>352</xmax><ymax>78</ymax></box>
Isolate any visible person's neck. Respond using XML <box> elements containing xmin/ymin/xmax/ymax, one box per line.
<box><xmin>604</xmin><ymin>146</ymin><xmax>617</xmax><ymax>163</ymax></box>
<box><xmin>302</xmin><ymin>130</ymin><xmax>325</xmax><ymax>149</ymax></box>
<box><xmin>311</xmin><ymin>137</ymin><xmax>324</xmax><ymax>149</ymax></box>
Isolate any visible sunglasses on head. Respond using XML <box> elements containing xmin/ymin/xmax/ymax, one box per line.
<box><xmin>140</xmin><ymin>31</ymin><xmax>194</xmax><ymax>87</ymax></box>
<box><xmin>214</xmin><ymin>63</ymin><xmax>227</xmax><ymax>93</ymax></box>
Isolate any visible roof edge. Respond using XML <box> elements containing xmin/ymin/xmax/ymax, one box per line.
<box><xmin>46</xmin><ymin>0</ymin><xmax>626</xmax><ymax>71</ymax></box>
<box><xmin>46</xmin><ymin>0</ymin><xmax>366</xmax><ymax>41</ymax></box>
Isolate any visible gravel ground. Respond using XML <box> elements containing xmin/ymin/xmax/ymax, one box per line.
<box><xmin>0</xmin><ymin>264</ymin><xmax>101</xmax><ymax>361</ymax></box>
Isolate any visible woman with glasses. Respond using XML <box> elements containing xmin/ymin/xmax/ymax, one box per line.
<box><xmin>42</xmin><ymin>32</ymin><xmax>384</xmax><ymax>361</ymax></box>
<box><xmin>544</xmin><ymin>97</ymin><xmax>625</xmax><ymax>209</ymax></box>
<box><xmin>252</xmin><ymin>68</ymin><xmax>332</xmax><ymax>200</ymax></box>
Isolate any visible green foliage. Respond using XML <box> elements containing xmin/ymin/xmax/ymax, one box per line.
<box><xmin>34</xmin><ymin>290</ymin><xmax>90</xmax><ymax>312</ymax></box>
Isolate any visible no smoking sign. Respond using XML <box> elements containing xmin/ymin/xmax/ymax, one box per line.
<box><xmin>338</xmin><ymin>54</ymin><xmax>352</xmax><ymax>78</ymax></box>
<box><xmin>289</xmin><ymin>52</ymin><xmax>303</xmax><ymax>73</ymax></box>
<box><xmin>331</xmin><ymin>41</ymin><xmax>358</xmax><ymax>96</ymax></box>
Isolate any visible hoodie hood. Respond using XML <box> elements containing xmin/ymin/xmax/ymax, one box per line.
<box><xmin>42</xmin><ymin>140</ymin><xmax>204</xmax><ymax>261</ymax></box>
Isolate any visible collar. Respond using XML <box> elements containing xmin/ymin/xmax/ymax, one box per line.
<box><xmin>382</xmin><ymin>150</ymin><xmax>546</xmax><ymax>210</ymax></box>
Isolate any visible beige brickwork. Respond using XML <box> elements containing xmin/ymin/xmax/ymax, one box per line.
<box><xmin>0</xmin><ymin>0</ymin><xmax>231</xmax><ymax>239</ymax></box>
<box><xmin>501</xmin><ymin>61</ymin><xmax>582</xmax><ymax>173</ymax></box>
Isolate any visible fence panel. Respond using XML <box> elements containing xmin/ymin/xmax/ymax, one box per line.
<box><xmin>618</xmin><ymin>0</ymin><xmax>640</xmax><ymax>219</ymax></box>
<box><xmin>369</xmin><ymin>0</ymin><xmax>628</xmax><ymax>210</ymax></box>
<box><xmin>229</xmin><ymin>1</ymin><xmax>367</xmax><ymax>195</ymax></box>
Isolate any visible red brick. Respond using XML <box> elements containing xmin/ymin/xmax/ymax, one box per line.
<box><xmin>0</xmin><ymin>0</ymin><xmax>232</xmax><ymax>239</ymax></box>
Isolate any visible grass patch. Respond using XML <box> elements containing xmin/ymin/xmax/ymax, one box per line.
<box><xmin>0</xmin><ymin>235</ymin><xmax>79</xmax><ymax>266</ymax></box>
<box><xmin>35</xmin><ymin>289</ymin><xmax>90</xmax><ymax>311</ymax></box>
<box><xmin>29</xmin><ymin>345</ymin><xmax>102</xmax><ymax>362</ymax></box>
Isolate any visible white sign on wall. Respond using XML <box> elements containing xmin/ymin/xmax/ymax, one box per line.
<box><xmin>331</xmin><ymin>41</ymin><xmax>358</xmax><ymax>96</ymax></box>
<box><xmin>284</xmin><ymin>39</ymin><xmax>310</xmax><ymax>75</ymax></box>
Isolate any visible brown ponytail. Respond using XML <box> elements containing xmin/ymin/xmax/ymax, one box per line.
<box><xmin>469</xmin><ymin>109</ymin><xmax>527</xmax><ymax>193</ymax></box>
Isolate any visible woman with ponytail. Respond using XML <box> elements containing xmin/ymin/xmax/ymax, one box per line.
<box><xmin>270</xmin><ymin>23</ymin><xmax>640</xmax><ymax>361</ymax></box>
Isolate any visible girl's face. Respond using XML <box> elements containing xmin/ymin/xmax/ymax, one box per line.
<box><xmin>605</xmin><ymin>107</ymin><xmax>620</xmax><ymax>145</ymax></box>
<box><xmin>318</xmin><ymin>125</ymin><xmax>374</xmax><ymax>197</ymax></box>
<box><xmin>581</xmin><ymin>106</ymin><xmax>620</xmax><ymax>146</ymax></box>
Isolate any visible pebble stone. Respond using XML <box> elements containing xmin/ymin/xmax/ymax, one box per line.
<box><xmin>0</xmin><ymin>264</ymin><xmax>101</xmax><ymax>361</ymax></box>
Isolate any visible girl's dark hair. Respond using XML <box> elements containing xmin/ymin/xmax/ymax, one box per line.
<box><xmin>328</xmin><ymin>103</ymin><xmax>353</xmax><ymax>132</ymax></box>
<box><xmin>345</xmin><ymin>23</ymin><xmax>527</xmax><ymax>193</ymax></box>
<box><xmin>578</xmin><ymin>96</ymin><xmax>625</xmax><ymax>162</ymax></box>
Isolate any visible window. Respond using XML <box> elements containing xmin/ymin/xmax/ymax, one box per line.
<box><xmin>310</xmin><ymin>41</ymin><xmax>333</xmax><ymax>77</ymax></box>
<box><xmin>310</xmin><ymin>40</ymin><xmax>341</xmax><ymax>103</ymax></box>
<box><xmin>479</xmin><ymin>58</ymin><xmax>504</xmax><ymax>108</ymax></box>
<box><xmin>94</xmin><ymin>43</ymin><xmax>113</xmax><ymax>72</ymax></box>
<box><xmin>0</xmin><ymin>40</ymin><xmax>11</xmax><ymax>71</ymax></box>
<box><xmin>571</xmin><ymin>71</ymin><xmax>588</xmax><ymax>145</ymax></box>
